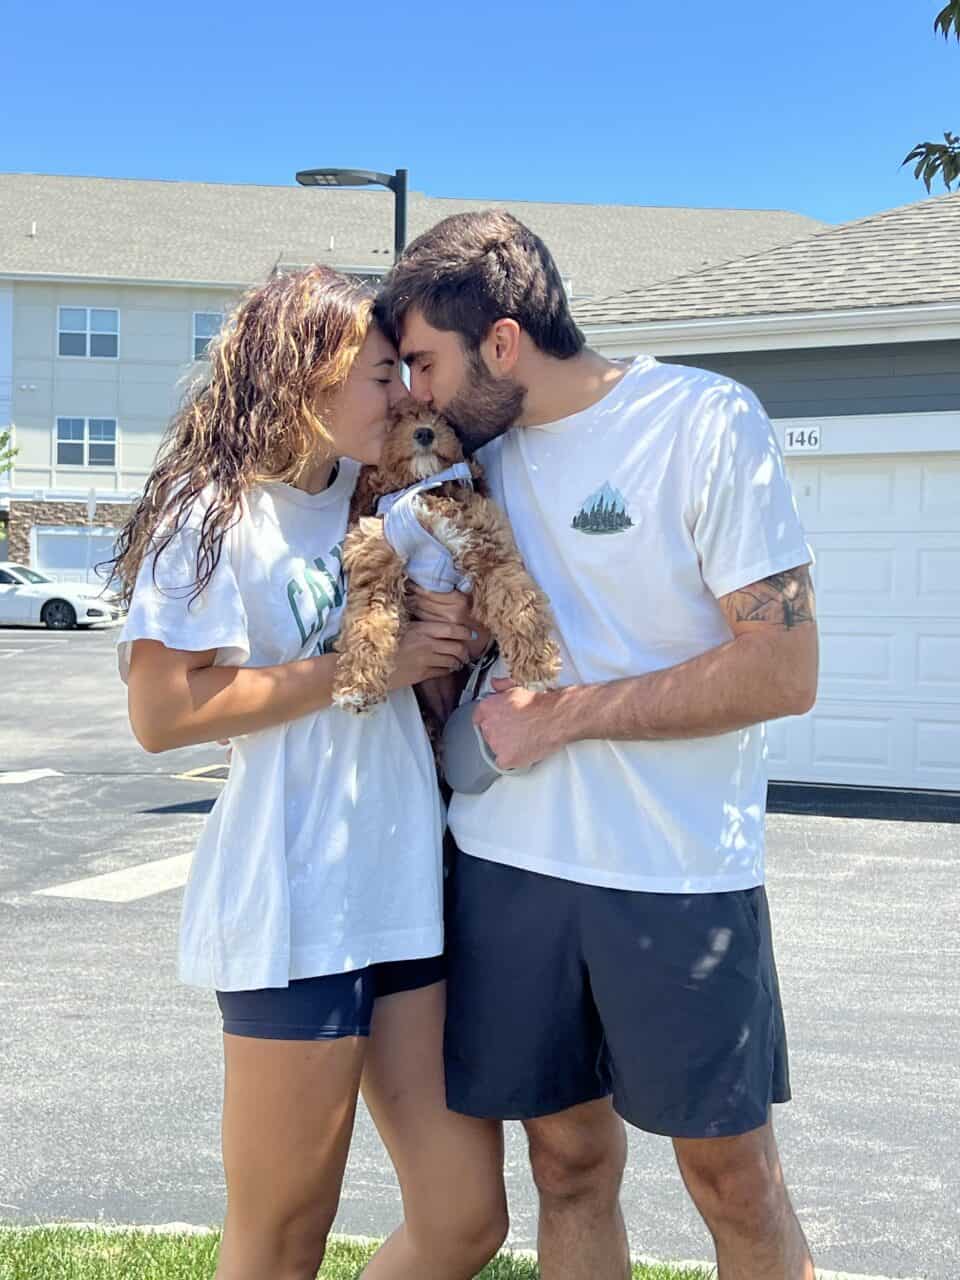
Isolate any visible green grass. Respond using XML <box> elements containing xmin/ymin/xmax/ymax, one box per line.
<box><xmin>0</xmin><ymin>1227</ymin><xmax>715</xmax><ymax>1280</ymax></box>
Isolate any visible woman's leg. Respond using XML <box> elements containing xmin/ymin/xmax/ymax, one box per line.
<box><xmin>214</xmin><ymin>1032</ymin><xmax>366</xmax><ymax>1280</ymax></box>
<box><xmin>360</xmin><ymin>979</ymin><xmax>509</xmax><ymax>1280</ymax></box>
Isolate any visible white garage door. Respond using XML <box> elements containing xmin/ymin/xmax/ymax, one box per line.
<box><xmin>768</xmin><ymin>452</ymin><xmax>960</xmax><ymax>791</ymax></box>
<box><xmin>33</xmin><ymin>525</ymin><xmax>121</xmax><ymax>586</ymax></box>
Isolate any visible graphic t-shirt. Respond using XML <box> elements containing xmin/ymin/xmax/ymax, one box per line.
<box><xmin>448</xmin><ymin>357</ymin><xmax>813</xmax><ymax>893</ymax></box>
<box><xmin>118</xmin><ymin>461</ymin><xmax>444</xmax><ymax>990</ymax></box>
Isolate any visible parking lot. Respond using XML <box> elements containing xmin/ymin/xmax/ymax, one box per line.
<box><xmin>1</xmin><ymin>624</ymin><xmax>956</xmax><ymax>1279</ymax></box>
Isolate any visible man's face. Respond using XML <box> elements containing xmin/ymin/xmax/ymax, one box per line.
<box><xmin>399</xmin><ymin>309</ymin><xmax>524</xmax><ymax>455</ymax></box>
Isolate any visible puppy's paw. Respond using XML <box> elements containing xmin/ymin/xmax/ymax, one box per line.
<box><xmin>332</xmin><ymin>687</ymin><xmax>383</xmax><ymax>715</ymax></box>
<box><xmin>509</xmin><ymin>639</ymin><xmax>563</xmax><ymax>688</ymax></box>
<box><xmin>332</xmin><ymin>659</ymin><xmax>388</xmax><ymax>714</ymax></box>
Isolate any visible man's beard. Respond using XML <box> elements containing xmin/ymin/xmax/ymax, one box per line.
<box><xmin>442</xmin><ymin>349</ymin><xmax>525</xmax><ymax>456</ymax></box>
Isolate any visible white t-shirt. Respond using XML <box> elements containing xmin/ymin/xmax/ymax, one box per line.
<box><xmin>448</xmin><ymin>356</ymin><xmax>813</xmax><ymax>893</ymax></box>
<box><xmin>118</xmin><ymin>461</ymin><xmax>444</xmax><ymax>991</ymax></box>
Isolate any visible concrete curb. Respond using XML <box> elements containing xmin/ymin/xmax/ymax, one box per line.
<box><xmin>0</xmin><ymin>1222</ymin><xmax>925</xmax><ymax>1280</ymax></box>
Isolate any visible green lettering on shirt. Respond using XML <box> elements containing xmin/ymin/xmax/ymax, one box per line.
<box><xmin>285</xmin><ymin>543</ymin><xmax>346</xmax><ymax>650</ymax></box>
<box><xmin>287</xmin><ymin>579</ymin><xmax>311</xmax><ymax>646</ymax></box>
<box><xmin>304</xmin><ymin>566</ymin><xmax>333</xmax><ymax>620</ymax></box>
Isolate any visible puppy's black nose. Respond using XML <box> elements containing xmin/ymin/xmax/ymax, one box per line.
<box><xmin>413</xmin><ymin>427</ymin><xmax>435</xmax><ymax>447</ymax></box>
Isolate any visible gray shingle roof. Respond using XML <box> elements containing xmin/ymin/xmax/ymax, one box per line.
<box><xmin>0</xmin><ymin>173</ymin><xmax>823</xmax><ymax>301</ymax></box>
<box><xmin>573</xmin><ymin>191</ymin><xmax>960</xmax><ymax>325</ymax></box>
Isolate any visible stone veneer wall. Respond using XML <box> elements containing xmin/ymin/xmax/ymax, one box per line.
<box><xmin>7</xmin><ymin>500</ymin><xmax>134</xmax><ymax>565</ymax></box>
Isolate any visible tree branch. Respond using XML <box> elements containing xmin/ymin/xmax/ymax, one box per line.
<box><xmin>902</xmin><ymin>3</ymin><xmax>960</xmax><ymax>190</ymax></box>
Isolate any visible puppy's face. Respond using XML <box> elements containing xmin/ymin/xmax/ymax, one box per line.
<box><xmin>375</xmin><ymin>403</ymin><xmax>465</xmax><ymax>488</ymax></box>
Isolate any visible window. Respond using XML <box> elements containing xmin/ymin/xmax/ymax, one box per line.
<box><xmin>88</xmin><ymin>419</ymin><xmax>117</xmax><ymax>466</ymax></box>
<box><xmin>0</xmin><ymin>569</ymin><xmax>17</xmax><ymax>585</ymax></box>
<box><xmin>193</xmin><ymin>312</ymin><xmax>222</xmax><ymax>359</ymax></box>
<box><xmin>56</xmin><ymin>418</ymin><xmax>85</xmax><ymax>465</ymax></box>
<box><xmin>58</xmin><ymin>307</ymin><xmax>118</xmax><ymax>358</ymax></box>
<box><xmin>55</xmin><ymin>418</ymin><xmax>117</xmax><ymax>468</ymax></box>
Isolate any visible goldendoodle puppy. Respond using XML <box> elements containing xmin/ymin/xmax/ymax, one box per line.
<box><xmin>333</xmin><ymin>402</ymin><xmax>562</xmax><ymax>712</ymax></box>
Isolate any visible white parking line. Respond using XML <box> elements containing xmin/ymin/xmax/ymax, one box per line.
<box><xmin>0</xmin><ymin>639</ymin><xmax>69</xmax><ymax>649</ymax></box>
<box><xmin>0</xmin><ymin>639</ymin><xmax>71</xmax><ymax>661</ymax></box>
<box><xmin>34</xmin><ymin>853</ymin><xmax>192</xmax><ymax>903</ymax></box>
<box><xmin>0</xmin><ymin>768</ymin><xmax>64</xmax><ymax>785</ymax></box>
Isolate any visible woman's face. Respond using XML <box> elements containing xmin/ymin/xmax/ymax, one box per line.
<box><xmin>322</xmin><ymin>327</ymin><xmax>406</xmax><ymax>465</ymax></box>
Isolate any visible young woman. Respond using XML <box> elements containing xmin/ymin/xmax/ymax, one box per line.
<box><xmin>113</xmin><ymin>266</ymin><xmax>507</xmax><ymax>1280</ymax></box>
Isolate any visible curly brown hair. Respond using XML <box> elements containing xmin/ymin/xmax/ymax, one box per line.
<box><xmin>109</xmin><ymin>265</ymin><xmax>375</xmax><ymax>606</ymax></box>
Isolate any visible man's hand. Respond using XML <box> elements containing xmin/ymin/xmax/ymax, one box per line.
<box><xmin>408</xmin><ymin>586</ymin><xmax>492</xmax><ymax>660</ymax></box>
<box><xmin>473</xmin><ymin>678</ymin><xmax>567</xmax><ymax>771</ymax></box>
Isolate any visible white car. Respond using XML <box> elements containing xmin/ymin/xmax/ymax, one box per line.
<box><xmin>0</xmin><ymin>562</ymin><xmax>124</xmax><ymax>630</ymax></box>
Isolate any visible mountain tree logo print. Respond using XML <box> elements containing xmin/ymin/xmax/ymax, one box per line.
<box><xmin>571</xmin><ymin>482</ymin><xmax>634</xmax><ymax>534</ymax></box>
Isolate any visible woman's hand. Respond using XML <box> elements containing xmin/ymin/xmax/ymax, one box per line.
<box><xmin>408</xmin><ymin>587</ymin><xmax>492</xmax><ymax>661</ymax></box>
<box><xmin>388</xmin><ymin>621</ymin><xmax>473</xmax><ymax>690</ymax></box>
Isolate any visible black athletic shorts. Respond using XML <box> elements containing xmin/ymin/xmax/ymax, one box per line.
<box><xmin>216</xmin><ymin>953</ymin><xmax>445</xmax><ymax>1040</ymax></box>
<box><xmin>444</xmin><ymin>849</ymin><xmax>790</xmax><ymax>1138</ymax></box>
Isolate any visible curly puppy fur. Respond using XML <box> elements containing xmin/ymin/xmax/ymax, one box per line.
<box><xmin>333</xmin><ymin>403</ymin><xmax>561</xmax><ymax>712</ymax></box>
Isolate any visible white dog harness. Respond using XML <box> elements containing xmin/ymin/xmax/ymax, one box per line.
<box><xmin>377</xmin><ymin>462</ymin><xmax>474</xmax><ymax>594</ymax></box>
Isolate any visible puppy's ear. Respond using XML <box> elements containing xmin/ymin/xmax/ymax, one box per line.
<box><xmin>350</xmin><ymin>466</ymin><xmax>391</xmax><ymax>520</ymax></box>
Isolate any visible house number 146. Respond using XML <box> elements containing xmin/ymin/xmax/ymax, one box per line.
<box><xmin>784</xmin><ymin>427</ymin><xmax>821</xmax><ymax>452</ymax></box>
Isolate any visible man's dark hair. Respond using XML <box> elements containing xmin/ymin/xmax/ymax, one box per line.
<box><xmin>375</xmin><ymin>209</ymin><xmax>585</xmax><ymax>359</ymax></box>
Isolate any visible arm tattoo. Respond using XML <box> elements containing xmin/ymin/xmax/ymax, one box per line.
<box><xmin>723</xmin><ymin>566</ymin><xmax>816</xmax><ymax>631</ymax></box>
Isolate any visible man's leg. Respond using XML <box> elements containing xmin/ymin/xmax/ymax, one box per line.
<box><xmin>674</xmin><ymin>1116</ymin><xmax>813</xmax><ymax>1280</ymax></box>
<box><xmin>523</xmin><ymin>1097</ymin><xmax>631</xmax><ymax>1280</ymax></box>
<box><xmin>582</xmin><ymin>883</ymin><xmax>811</xmax><ymax>1279</ymax></box>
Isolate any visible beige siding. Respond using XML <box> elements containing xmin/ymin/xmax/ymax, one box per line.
<box><xmin>14</xmin><ymin>299</ymin><xmax>57</xmax><ymax>359</ymax></box>
<box><xmin>10</xmin><ymin>415</ymin><xmax>53</xmax><ymax>472</ymax></box>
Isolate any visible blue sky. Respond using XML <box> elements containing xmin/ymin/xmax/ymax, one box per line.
<box><xmin>3</xmin><ymin>0</ymin><xmax>956</xmax><ymax>225</ymax></box>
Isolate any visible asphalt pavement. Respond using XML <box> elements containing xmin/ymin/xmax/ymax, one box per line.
<box><xmin>0</xmin><ymin>624</ymin><xmax>956</xmax><ymax>1278</ymax></box>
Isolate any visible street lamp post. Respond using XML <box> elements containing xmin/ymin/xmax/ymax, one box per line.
<box><xmin>295</xmin><ymin>167</ymin><xmax>408</xmax><ymax>261</ymax></box>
